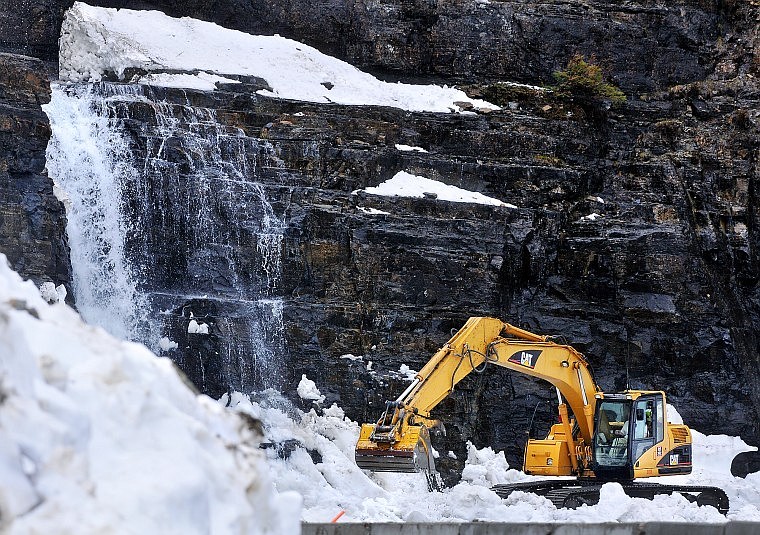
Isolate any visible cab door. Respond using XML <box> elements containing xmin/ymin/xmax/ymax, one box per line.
<box><xmin>631</xmin><ymin>395</ymin><xmax>664</xmax><ymax>468</ymax></box>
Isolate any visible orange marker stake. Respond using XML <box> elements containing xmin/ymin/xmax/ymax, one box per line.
<box><xmin>330</xmin><ymin>510</ymin><xmax>346</xmax><ymax>523</ymax></box>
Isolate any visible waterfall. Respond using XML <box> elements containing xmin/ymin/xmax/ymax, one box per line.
<box><xmin>44</xmin><ymin>83</ymin><xmax>151</xmax><ymax>342</ymax></box>
<box><xmin>45</xmin><ymin>82</ymin><xmax>287</xmax><ymax>392</ymax></box>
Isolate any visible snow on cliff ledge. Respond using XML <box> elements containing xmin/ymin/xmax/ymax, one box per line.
<box><xmin>0</xmin><ymin>255</ymin><xmax>298</xmax><ymax>534</ymax></box>
<box><xmin>362</xmin><ymin>171</ymin><xmax>517</xmax><ymax>207</ymax></box>
<box><xmin>60</xmin><ymin>2</ymin><xmax>498</xmax><ymax>113</ymax></box>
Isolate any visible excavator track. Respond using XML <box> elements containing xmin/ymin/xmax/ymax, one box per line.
<box><xmin>491</xmin><ymin>480</ymin><xmax>729</xmax><ymax>515</ymax></box>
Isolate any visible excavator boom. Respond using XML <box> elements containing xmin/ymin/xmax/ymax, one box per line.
<box><xmin>355</xmin><ymin>317</ymin><xmax>599</xmax><ymax>476</ymax></box>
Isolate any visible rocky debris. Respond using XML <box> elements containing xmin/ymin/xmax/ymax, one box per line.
<box><xmin>0</xmin><ymin>53</ymin><xmax>71</xmax><ymax>293</ymax></box>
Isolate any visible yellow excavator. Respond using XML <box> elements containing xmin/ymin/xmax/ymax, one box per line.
<box><xmin>355</xmin><ymin>317</ymin><xmax>729</xmax><ymax>512</ymax></box>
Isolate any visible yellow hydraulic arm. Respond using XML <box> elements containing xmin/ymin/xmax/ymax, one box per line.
<box><xmin>355</xmin><ymin>317</ymin><xmax>600</xmax><ymax>475</ymax></box>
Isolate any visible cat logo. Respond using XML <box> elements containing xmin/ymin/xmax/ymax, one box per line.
<box><xmin>508</xmin><ymin>349</ymin><xmax>542</xmax><ymax>369</ymax></box>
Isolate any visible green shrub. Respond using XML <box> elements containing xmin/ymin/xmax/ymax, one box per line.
<box><xmin>552</xmin><ymin>54</ymin><xmax>626</xmax><ymax>105</ymax></box>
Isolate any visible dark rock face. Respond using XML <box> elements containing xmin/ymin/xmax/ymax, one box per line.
<box><xmin>80</xmin><ymin>68</ymin><xmax>758</xmax><ymax>480</ymax></box>
<box><xmin>0</xmin><ymin>1</ymin><xmax>72</xmax><ymax>63</ymax></box>
<box><xmin>0</xmin><ymin>53</ymin><xmax>70</xmax><ymax>290</ymax></box>
<box><xmin>0</xmin><ymin>0</ymin><xmax>757</xmax><ymax>483</ymax></box>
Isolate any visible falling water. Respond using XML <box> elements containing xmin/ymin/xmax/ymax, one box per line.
<box><xmin>45</xmin><ymin>82</ymin><xmax>287</xmax><ymax>391</ymax></box>
<box><xmin>44</xmin><ymin>83</ymin><xmax>151</xmax><ymax>342</ymax></box>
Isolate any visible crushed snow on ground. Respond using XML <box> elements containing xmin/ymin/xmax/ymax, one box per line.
<box><xmin>0</xmin><ymin>254</ymin><xmax>298</xmax><ymax>534</ymax></box>
<box><xmin>60</xmin><ymin>2</ymin><xmax>497</xmax><ymax>113</ymax></box>
<box><xmin>225</xmin><ymin>383</ymin><xmax>760</xmax><ymax>524</ymax></box>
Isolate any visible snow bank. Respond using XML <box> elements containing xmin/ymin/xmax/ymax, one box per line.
<box><xmin>60</xmin><ymin>2</ymin><xmax>497</xmax><ymax>113</ymax></box>
<box><xmin>0</xmin><ymin>255</ymin><xmax>297</xmax><ymax>534</ymax></box>
<box><xmin>362</xmin><ymin>171</ymin><xmax>516</xmax><ymax>207</ymax></box>
<box><xmin>225</xmin><ymin>386</ymin><xmax>760</xmax><ymax>524</ymax></box>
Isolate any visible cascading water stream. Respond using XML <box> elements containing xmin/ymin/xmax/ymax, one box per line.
<box><xmin>43</xmin><ymin>83</ymin><xmax>152</xmax><ymax>342</ymax></box>
<box><xmin>45</xmin><ymin>82</ymin><xmax>288</xmax><ymax>393</ymax></box>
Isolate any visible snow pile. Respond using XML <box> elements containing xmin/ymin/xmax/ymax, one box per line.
<box><xmin>158</xmin><ymin>336</ymin><xmax>178</xmax><ymax>351</ymax></box>
<box><xmin>224</xmin><ymin>385</ymin><xmax>760</xmax><ymax>524</ymax></box>
<box><xmin>59</xmin><ymin>2</ymin><xmax>497</xmax><ymax>113</ymax></box>
<box><xmin>297</xmin><ymin>375</ymin><xmax>326</xmax><ymax>404</ymax></box>
<box><xmin>187</xmin><ymin>318</ymin><xmax>210</xmax><ymax>334</ymax></box>
<box><xmin>398</xmin><ymin>364</ymin><xmax>418</xmax><ymax>381</ymax></box>
<box><xmin>357</xmin><ymin>206</ymin><xmax>390</xmax><ymax>216</ymax></box>
<box><xmin>0</xmin><ymin>255</ymin><xmax>297</xmax><ymax>534</ymax></box>
<box><xmin>460</xmin><ymin>442</ymin><xmax>530</xmax><ymax>488</ymax></box>
<box><xmin>361</xmin><ymin>171</ymin><xmax>517</xmax><ymax>207</ymax></box>
<box><xmin>38</xmin><ymin>282</ymin><xmax>67</xmax><ymax>304</ymax></box>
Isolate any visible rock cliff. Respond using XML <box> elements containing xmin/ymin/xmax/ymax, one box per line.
<box><xmin>84</xmin><ymin>0</ymin><xmax>742</xmax><ymax>93</ymax></box>
<box><xmin>76</xmin><ymin>67</ymin><xmax>757</xmax><ymax>479</ymax></box>
<box><xmin>0</xmin><ymin>53</ymin><xmax>70</xmax><ymax>291</ymax></box>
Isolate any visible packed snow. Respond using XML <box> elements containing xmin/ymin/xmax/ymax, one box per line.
<box><xmin>38</xmin><ymin>281</ymin><xmax>67</xmax><ymax>304</ymax></box>
<box><xmin>357</xmin><ymin>206</ymin><xmax>391</xmax><ymax>216</ymax></box>
<box><xmin>187</xmin><ymin>318</ymin><xmax>210</xmax><ymax>334</ymax></box>
<box><xmin>0</xmin><ymin>254</ymin><xmax>297</xmax><ymax>534</ymax></box>
<box><xmin>224</xmin><ymin>388</ymin><xmax>760</xmax><ymax>524</ymax></box>
<box><xmin>398</xmin><ymin>364</ymin><xmax>418</xmax><ymax>381</ymax></box>
<box><xmin>59</xmin><ymin>2</ymin><xmax>498</xmax><ymax>113</ymax></box>
<box><xmin>361</xmin><ymin>171</ymin><xmax>517</xmax><ymax>207</ymax></box>
<box><xmin>158</xmin><ymin>336</ymin><xmax>179</xmax><ymax>351</ymax></box>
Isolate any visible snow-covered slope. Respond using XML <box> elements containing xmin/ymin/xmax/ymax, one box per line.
<box><xmin>59</xmin><ymin>2</ymin><xmax>497</xmax><ymax>113</ymax></box>
<box><xmin>0</xmin><ymin>255</ymin><xmax>298</xmax><ymax>534</ymax></box>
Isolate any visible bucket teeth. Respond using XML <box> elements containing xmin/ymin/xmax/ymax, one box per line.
<box><xmin>355</xmin><ymin>453</ymin><xmax>419</xmax><ymax>472</ymax></box>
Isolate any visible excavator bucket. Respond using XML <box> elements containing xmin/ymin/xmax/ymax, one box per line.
<box><xmin>355</xmin><ymin>423</ymin><xmax>436</xmax><ymax>473</ymax></box>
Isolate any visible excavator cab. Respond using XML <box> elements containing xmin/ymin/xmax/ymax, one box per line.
<box><xmin>592</xmin><ymin>392</ymin><xmax>667</xmax><ymax>480</ymax></box>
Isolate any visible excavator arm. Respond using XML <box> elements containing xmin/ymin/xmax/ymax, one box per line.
<box><xmin>355</xmin><ymin>317</ymin><xmax>600</xmax><ymax>476</ymax></box>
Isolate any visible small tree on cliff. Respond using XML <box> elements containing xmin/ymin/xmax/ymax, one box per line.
<box><xmin>552</xmin><ymin>54</ymin><xmax>626</xmax><ymax>106</ymax></box>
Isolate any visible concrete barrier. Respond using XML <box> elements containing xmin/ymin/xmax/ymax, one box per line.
<box><xmin>303</xmin><ymin>522</ymin><xmax>760</xmax><ymax>535</ymax></box>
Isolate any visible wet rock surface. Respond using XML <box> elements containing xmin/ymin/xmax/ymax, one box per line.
<box><xmin>0</xmin><ymin>1</ymin><xmax>72</xmax><ymax>64</ymax></box>
<box><xmin>0</xmin><ymin>53</ymin><xmax>70</xmax><ymax>290</ymax></box>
